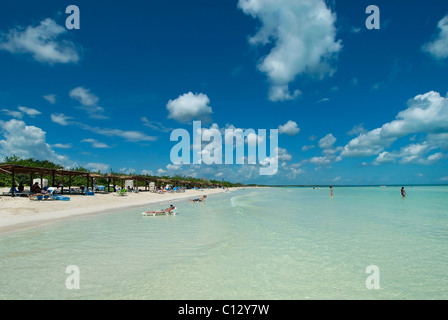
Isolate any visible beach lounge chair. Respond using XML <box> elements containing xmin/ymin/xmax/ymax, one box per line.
<box><xmin>29</xmin><ymin>187</ymin><xmax>57</xmax><ymax>201</ymax></box>
<box><xmin>2</xmin><ymin>189</ymin><xmax>13</xmax><ymax>196</ymax></box>
<box><xmin>114</xmin><ymin>188</ymin><xmax>127</xmax><ymax>196</ymax></box>
<box><xmin>96</xmin><ymin>185</ymin><xmax>107</xmax><ymax>193</ymax></box>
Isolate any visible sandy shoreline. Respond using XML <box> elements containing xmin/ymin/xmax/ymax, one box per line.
<box><xmin>0</xmin><ymin>187</ymin><xmax>232</xmax><ymax>235</ymax></box>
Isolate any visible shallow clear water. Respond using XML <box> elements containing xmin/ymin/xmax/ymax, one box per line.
<box><xmin>1</xmin><ymin>186</ymin><xmax>447</xmax><ymax>299</ymax></box>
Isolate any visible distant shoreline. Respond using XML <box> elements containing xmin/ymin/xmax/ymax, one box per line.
<box><xmin>259</xmin><ymin>184</ymin><xmax>448</xmax><ymax>187</ymax></box>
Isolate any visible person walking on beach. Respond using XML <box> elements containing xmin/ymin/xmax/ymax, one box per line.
<box><xmin>401</xmin><ymin>187</ymin><xmax>406</xmax><ymax>198</ymax></box>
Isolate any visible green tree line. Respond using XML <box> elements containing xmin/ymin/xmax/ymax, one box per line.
<box><xmin>0</xmin><ymin>156</ymin><xmax>244</xmax><ymax>188</ymax></box>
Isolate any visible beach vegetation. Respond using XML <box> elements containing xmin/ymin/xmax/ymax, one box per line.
<box><xmin>0</xmin><ymin>156</ymin><xmax>244</xmax><ymax>188</ymax></box>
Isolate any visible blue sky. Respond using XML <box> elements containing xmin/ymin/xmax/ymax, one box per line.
<box><xmin>1</xmin><ymin>0</ymin><xmax>448</xmax><ymax>185</ymax></box>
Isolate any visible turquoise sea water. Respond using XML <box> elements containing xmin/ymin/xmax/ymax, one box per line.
<box><xmin>0</xmin><ymin>186</ymin><xmax>447</xmax><ymax>299</ymax></box>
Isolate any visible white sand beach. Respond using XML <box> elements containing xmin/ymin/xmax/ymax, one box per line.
<box><xmin>0</xmin><ymin>187</ymin><xmax>230</xmax><ymax>234</ymax></box>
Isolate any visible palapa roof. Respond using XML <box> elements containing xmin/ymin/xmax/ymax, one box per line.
<box><xmin>0</xmin><ymin>164</ymin><xmax>99</xmax><ymax>177</ymax></box>
<box><xmin>0</xmin><ymin>164</ymin><xmax>217</xmax><ymax>186</ymax></box>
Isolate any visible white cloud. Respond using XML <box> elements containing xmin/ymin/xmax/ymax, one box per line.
<box><xmin>350</xmin><ymin>26</ymin><xmax>361</xmax><ymax>34</ymax></box>
<box><xmin>347</xmin><ymin>123</ymin><xmax>367</xmax><ymax>136</ymax></box>
<box><xmin>422</xmin><ymin>14</ymin><xmax>448</xmax><ymax>60</ymax></box>
<box><xmin>342</xmin><ymin>91</ymin><xmax>448</xmax><ymax>158</ymax></box>
<box><xmin>141</xmin><ymin>169</ymin><xmax>154</xmax><ymax>176</ymax></box>
<box><xmin>0</xmin><ymin>18</ymin><xmax>80</xmax><ymax>64</ymax></box>
<box><xmin>276</xmin><ymin>147</ymin><xmax>292</xmax><ymax>161</ymax></box>
<box><xmin>308</xmin><ymin>156</ymin><xmax>331</xmax><ymax>165</ymax></box>
<box><xmin>424</xmin><ymin>152</ymin><xmax>443</xmax><ymax>163</ymax></box>
<box><xmin>141</xmin><ymin>116</ymin><xmax>173</xmax><ymax>133</ymax></box>
<box><xmin>238</xmin><ymin>0</ymin><xmax>342</xmax><ymax>101</ymax></box>
<box><xmin>86</xmin><ymin>162</ymin><xmax>110</xmax><ymax>173</ymax></box>
<box><xmin>319</xmin><ymin>133</ymin><xmax>336</xmax><ymax>149</ymax></box>
<box><xmin>52</xmin><ymin>143</ymin><xmax>72</xmax><ymax>149</ymax></box>
<box><xmin>69</xmin><ymin>87</ymin><xmax>98</xmax><ymax>106</ymax></box>
<box><xmin>399</xmin><ymin>143</ymin><xmax>433</xmax><ymax>164</ymax></box>
<box><xmin>87</xmin><ymin>127</ymin><xmax>157</xmax><ymax>142</ymax></box>
<box><xmin>288</xmin><ymin>166</ymin><xmax>304</xmax><ymax>180</ymax></box>
<box><xmin>50</xmin><ymin>114</ymin><xmax>157</xmax><ymax>143</ymax></box>
<box><xmin>300</xmin><ymin>133</ymin><xmax>341</xmax><ymax>166</ymax></box>
<box><xmin>278</xmin><ymin>120</ymin><xmax>300</xmax><ymax>136</ymax></box>
<box><xmin>269</xmin><ymin>86</ymin><xmax>302</xmax><ymax>102</ymax></box>
<box><xmin>373</xmin><ymin>141</ymin><xmax>443</xmax><ymax>166</ymax></box>
<box><xmin>373</xmin><ymin>151</ymin><xmax>396</xmax><ymax>165</ymax></box>
<box><xmin>119</xmin><ymin>167</ymin><xmax>136</xmax><ymax>174</ymax></box>
<box><xmin>1</xmin><ymin>109</ymin><xmax>23</xmax><ymax>119</ymax></box>
<box><xmin>316</xmin><ymin>97</ymin><xmax>330</xmax><ymax>104</ymax></box>
<box><xmin>81</xmin><ymin>138</ymin><xmax>111</xmax><ymax>149</ymax></box>
<box><xmin>51</xmin><ymin>113</ymin><xmax>73</xmax><ymax>126</ymax></box>
<box><xmin>43</xmin><ymin>94</ymin><xmax>56</xmax><ymax>104</ymax></box>
<box><xmin>17</xmin><ymin>106</ymin><xmax>41</xmax><ymax>117</ymax></box>
<box><xmin>342</xmin><ymin>128</ymin><xmax>394</xmax><ymax>157</ymax></box>
<box><xmin>166</xmin><ymin>92</ymin><xmax>213</xmax><ymax>123</ymax></box>
<box><xmin>166</xmin><ymin>164</ymin><xmax>181</xmax><ymax>171</ymax></box>
<box><xmin>1</xmin><ymin>106</ymin><xmax>41</xmax><ymax>119</ymax></box>
<box><xmin>0</xmin><ymin>119</ymin><xmax>68</xmax><ymax>164</ymax></box>
<box><xmin>69</xmin><ymin>86</ymin><xmax>107</xmax><ymax>119</ymax></box>
<box><xmin>301</xmin><ymin>145</ymin><xmax>315</xmax><ymax>151</ymax></box>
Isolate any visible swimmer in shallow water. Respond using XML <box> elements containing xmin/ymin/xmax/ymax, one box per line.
<box><xmin>189</xmin><ymin>195</ymin><xmax>207</xmax><ymax>202</ymax></box>
<box><xmin>145</xmin><ymin>205</ymin><xmax>176</xmax><ymax>214</ymax></box>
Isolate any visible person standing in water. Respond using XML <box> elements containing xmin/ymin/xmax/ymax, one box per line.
<box><xmin>401</xmin><ymin>187</ymin><xmax>406</xmax><ymax>198</ymax></box>
<box><xmin>330</xmin><ymin>186</ymin><xmax>333</xmax><ymax>197</ymax></box>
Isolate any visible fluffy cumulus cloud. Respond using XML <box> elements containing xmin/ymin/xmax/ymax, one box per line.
<box><xmin>343</xmin><ymin>91</ymin><xmax>448</xmax><ymax>163</ymax></box>
<box><xmin>167</xmin><ymin>92</ymin><xmax>213</xmax><ymax>123</ymax></box>
<box><xmin>238</xmin><ymin>0</ymin><xmax>342</xmax><ymax>101</ymax></box>
<box><xmin>0</xmin><ymin>119</ymin><xmax>68</xmax><ymax>164</ymax></box>
<box><xmin>276</xmin><ymin>147</ymin><xmax>292</xmax><ymax>161</ymax></box>
<box><xmin>422</xmin><ymin>14</ymin><xmax>448</xmax><ymax>60</ymax></box>
<box><xmin>318</xmin><ymin>133</ymin><xmax>336</xmax><ymax>149</ymax></box>
<box><xmin>308</xmin><ymin>156</ymin><xmax>331</xmax><ymax>165</ymax></box>
<box><xmin>373</xmin><ymin>142</ymin><xmax>442</xmax><ymax>166</ymax></box>
<box><xmin>278</xmin><ymin>120</ymin><xmax>300</xmax><ymax>136</ymax></box>
<box><xmin>0</xmin><ymin>18</ymin><xmax>80</xmax><ymax>64</ymax></box>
